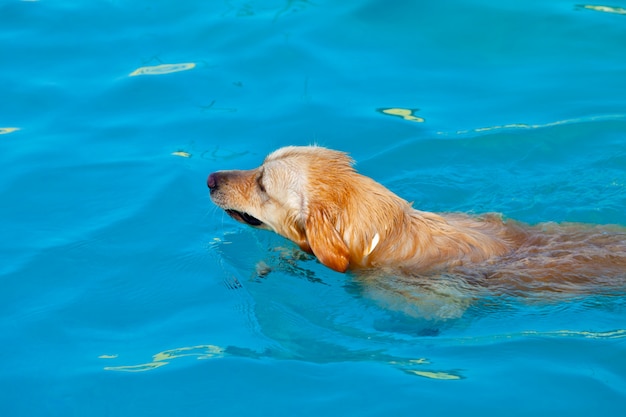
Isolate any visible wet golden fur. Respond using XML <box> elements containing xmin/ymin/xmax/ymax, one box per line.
<box><xmin>208</xmin><ymin>146</ymin><xmax>626</xmax><ymax>289</ymax></box>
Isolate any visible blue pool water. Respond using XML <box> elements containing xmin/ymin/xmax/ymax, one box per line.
<box><xmin>1</xmin><ymin>0</ymin><xmax>626</xmax><ymax>415</ymax></box>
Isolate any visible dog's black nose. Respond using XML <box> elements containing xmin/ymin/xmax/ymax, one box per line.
<box><xmin>207</xmin><ymin>172</ymin><xmax>219</xmax><ymax>190</ymax></box>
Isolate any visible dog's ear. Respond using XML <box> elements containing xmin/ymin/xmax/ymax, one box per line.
<box><xmin>305</xmin><ymin>206</ymin><xmax>350</xmax><ymax>273</ymax></box>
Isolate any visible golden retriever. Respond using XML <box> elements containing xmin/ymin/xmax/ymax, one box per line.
<box><xmin>208</xmin><ymin>146</ymin><xmax>626</xmax><ymax>290</ymax></box>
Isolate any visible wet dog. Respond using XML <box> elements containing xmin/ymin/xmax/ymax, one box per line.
<box><xmin>208</xmin><ymin>146</ymin><xmax>626</xmax><ymax>290</ymax></box>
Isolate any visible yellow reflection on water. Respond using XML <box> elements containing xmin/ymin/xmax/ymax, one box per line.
<box><xmin>407</xmin><ymin>370</ymin><xmax>462</xmax><ymax>380</ymax></box>
<box><xmin>98</xmin><ymin>354</ymin><xmax>118</xmax><ymax>359</ymax></box>
<box><xmin>171</xmin><ymin>151</ymin><xmax>192</xmax><ymax>158</ymax></box>
<box><xmin>391</xmin><ymin>358</ymin><xmax>463</xmax><ymax>380</ymax></box>
<box><xmin>579</xmin><ymin>4</ymin><xmax>626</xmax><ymax>14</ymax></box>
<box><xmin>377</xmin><ymin>108</ymin><xmax>425</xmax><ymax>123</ymax></box>
<box><xmin>129</xmin><ymin>63</ymin><xmax>196</xmax><ymax>76</ymax></box>
<box><xmin>0</xmin><ymin>128</ymin><xmax>19</xmax><ymax>135</ymax></box>
<box><xmin>104</xmin><ymin>362</ymin><xmax>168</xmax><ymax>373</ymax></box>
<box><xmin>449</xmin><ymin>114</ymin><xmax>626</xmax><ymax>136</ymax></box>
<box><xmin>102</xmin><ymin>344</ymin><xmax>225</xmax><ymax>372</ymax></box>
<box><xmin>153</xmin><ymin>345</ymin><xmax>225</xmax><ymax>361</ymax></box>
<box><xmin>523</xmin><ymin>329</ymin><xmax>626</xmax><ymax>339</ymax></box>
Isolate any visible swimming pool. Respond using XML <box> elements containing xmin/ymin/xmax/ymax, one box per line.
<box><xmin>1</xmin><ymin>0</ymin><xmax>625</xmax><ymax>415</ymax></box>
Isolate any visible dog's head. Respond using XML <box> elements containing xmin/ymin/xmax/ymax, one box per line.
<box><xmin>208</xmin><ymin>146</ymin><xmax>377</xmax><ymax>273</ymax></box>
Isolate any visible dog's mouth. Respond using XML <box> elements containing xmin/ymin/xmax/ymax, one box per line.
<box><xmin>225</xmin><ymin>209</ymin><xmax>264</xmax><ymax>227</ymax></box>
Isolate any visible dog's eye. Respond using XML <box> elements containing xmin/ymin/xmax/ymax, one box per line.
<box><xmin>256</xmin><ymin>172</ymin><xmax>266</xmax><ymax>193</ymax></box>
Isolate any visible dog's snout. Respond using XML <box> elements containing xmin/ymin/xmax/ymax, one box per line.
<box><xmin>207</xmin><ymin>172</ymin><xmax>219</xmax><ymax>191</ymax></box>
